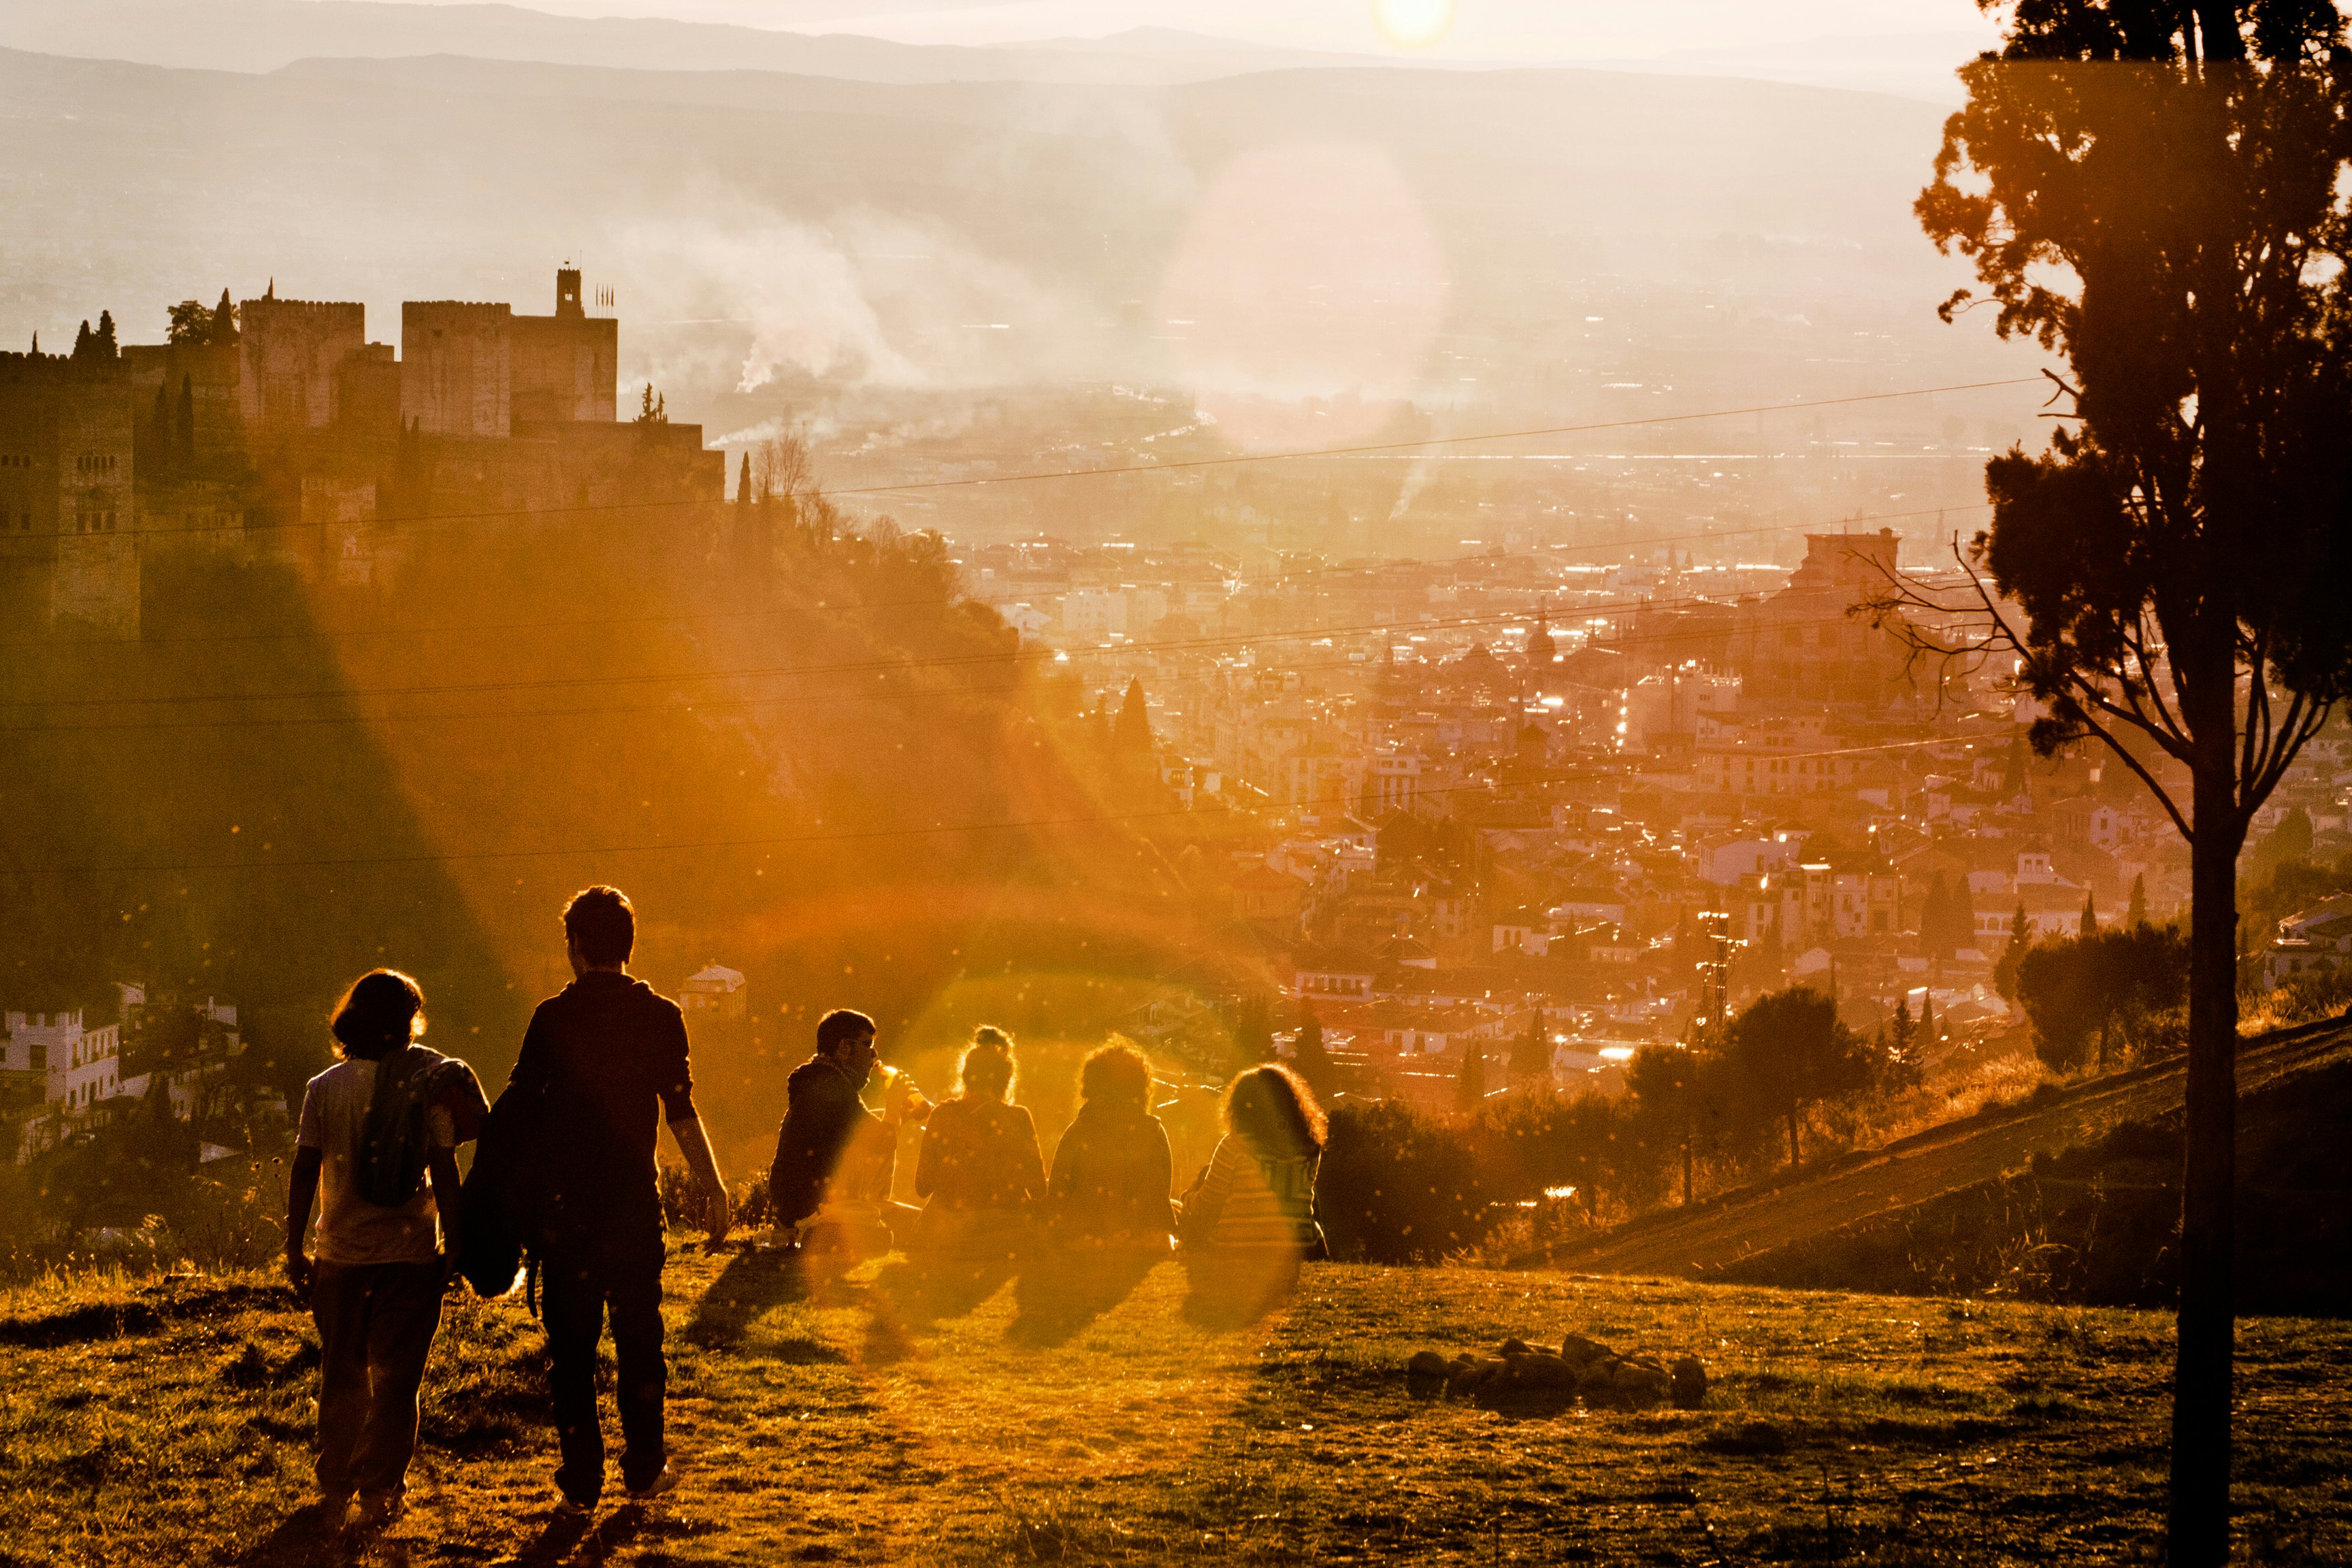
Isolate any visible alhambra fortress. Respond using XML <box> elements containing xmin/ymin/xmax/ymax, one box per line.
<box><xmin>0</xmin><ymin>270</ymin><xmax>724</xmax><ymax>636</ymax></box>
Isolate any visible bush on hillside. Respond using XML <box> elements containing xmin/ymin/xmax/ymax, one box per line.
<box><xmin>1318</xmin><ymin>1100</ymin><xmax>1494</xmax><ymax>1263</ymax></box>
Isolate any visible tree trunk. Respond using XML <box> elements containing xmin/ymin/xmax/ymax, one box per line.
<box><xmin>2193</xmin><ymin>3</ymin><xmax>2244</xmax><ymax>62</ymax></box>
<box><xmin>1788</xmin><ymin>1104</ymin><xmax>1801</xmax><ymax>1169</ymax></box>
<box><xmin>2169</xmin><ymin>676</ymin><xmax>2244</xmax><ymax>1566</ymax></box>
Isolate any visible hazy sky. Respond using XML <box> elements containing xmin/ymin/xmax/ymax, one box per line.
<box><xmin>379</xmin><ymin>0</ymin><xmax>2002</xmax><ymax>62</ymax></box>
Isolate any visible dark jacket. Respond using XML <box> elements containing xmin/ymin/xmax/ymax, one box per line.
<box><xmin>768</xmin><ymin>1056</ymin><xmax>881</xmax><ymax>1228</ymax></box>
<box><xmin>1047</xmin><ymin>1098</ymin><xmax>1175</xmax><ymax>1241</ymax></box>
<box><xmin>505</xmin><ymin>972</ymin><xmax>697</xmax><ymax>1236</ymax></box>
<box><xmin>915</xmin><ymin>1098</ymin><xmax>1045</xmax><ymax>1212</ymax></box>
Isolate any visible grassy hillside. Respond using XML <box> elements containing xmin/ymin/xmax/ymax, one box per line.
<box><xmin>0</xmin><ymin>1250</ymin><xmax>2345</xmax><ymax>1565</ymax></box>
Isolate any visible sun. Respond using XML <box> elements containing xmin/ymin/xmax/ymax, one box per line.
<box><xmin>1373</xmin><ymin>0</ymin><xmax>1456</xmax><ymax>50</ymax></box>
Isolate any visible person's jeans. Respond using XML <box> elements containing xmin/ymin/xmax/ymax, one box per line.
<box><xmin>311</xmin><ymin>1258</ymin><xmax>446</xmax><ymax>1502</ymax></box>
<box><xmin>540</xmin><ymin>1224</ymin><xmax>668</xmax><ymax>1503</ymax></box>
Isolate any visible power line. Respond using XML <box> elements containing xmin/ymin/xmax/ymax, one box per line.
<box><xmin>0</xmin><ymin>568</ymin><xmax>1980</xmax><ymax>724</ymax></box>
<box><xmin>0</xmin><ymin>734</ymin><xmax>2005</xmax><ymax>880</ymax></box>
<box><xmin>7</xmin><ymin>500</ymin><xmax>1992</xmax><ymax>654</ymax></box>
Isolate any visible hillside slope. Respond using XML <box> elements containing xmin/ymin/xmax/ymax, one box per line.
<box><xmin>0</xmin><ymin>1250</ymin><xmax>2345</xmax><ymax>1564</ymax></box>
<box><xmin>1557</xmin><ymin>1019</ymin><xmax>2352</xmax><ymax>1298</ymax></box>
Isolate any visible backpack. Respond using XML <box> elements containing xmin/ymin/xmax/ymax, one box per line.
<box><xmin>357</xmin><ymin>1044</ymin><xmax>491</xmax><ymax>1210</ymax></box>
<box><xmin>356</xmin><ymin>1045</ymin><xmax>440</xmax><ymax>1208</ymax></box>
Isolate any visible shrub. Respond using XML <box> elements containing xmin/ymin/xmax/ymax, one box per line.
<box><xmin>1317</xmin><ymin>1100</ymin><xmax>1494</xmax><ymax>1263</ymax></box>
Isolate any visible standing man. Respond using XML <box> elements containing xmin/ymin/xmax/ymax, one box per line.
<box><xmin>510</xmin><ymin>886</ymin><xmax>730</xmax><ymax>1512</ymax></box>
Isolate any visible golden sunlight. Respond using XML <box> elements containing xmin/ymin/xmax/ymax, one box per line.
<box><xmin>1373</xmin><ymin>0</ymin><xmax>1456</xmax><ymax>50</ymax></box>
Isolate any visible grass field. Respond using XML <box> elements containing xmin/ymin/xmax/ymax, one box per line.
<box><xmin>0</xmin><ymin>1245</ymin><xmax>2345</xmax><ymax>1566</ymax></box>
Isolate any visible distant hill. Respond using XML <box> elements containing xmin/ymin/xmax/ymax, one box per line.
<box><xmin>0</xmin><ymin>44</ymin><xmax>2004</xmax><ymax>440</ymax></box>
<box><xmin>0</xmin><ymin>0</ymin><xmax>1375</xmax><ymax>84</ymax></box>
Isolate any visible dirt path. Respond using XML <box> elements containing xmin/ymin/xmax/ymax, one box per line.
<box><xmin>1556</xmin><ymin>1020</ymin><xmax>2352</xmax><ymax>1281</ymax></box>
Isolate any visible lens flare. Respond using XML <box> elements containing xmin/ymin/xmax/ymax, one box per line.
<box><xmin>1373</xmin><ymin>0</ymin><xmax>1456</xmax><ymax>50</ymax></box>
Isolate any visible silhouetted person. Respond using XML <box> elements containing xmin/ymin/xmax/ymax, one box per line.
<box><xmin>769</xmin><ymin>1009</ymin><xmax>929</xmax><ymax>1256</ymax></box>
<box><xmin>911</xmin><ymin>1027</ymin><xmax>1044</xmax><ymax>1257</ymax></box>
<box><xmin>1047</xmin><ymin>1040</ymin><xmax>1174</xmax><ymax>1250</ymax></box>
<box><xmin>1177</xmin><ymin>1064</ymin><xmax>1326</xmax><ymax>1317</ymax></box>
<box><xmin>284</xmin><ymin>970</ymin><xmax>466</xmax><ymax>1531</ymax></box>
<box><xmin>508</xmin><ymin>887</ymin><xmax>729</xmax><ymax>1513</ymax></box>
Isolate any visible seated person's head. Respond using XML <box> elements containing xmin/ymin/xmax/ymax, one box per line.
<box><xmin>1079</xmin><ymin>1039</ymin><xmax>1152</xmax><ymax>1113</ymax></box>
<box><xmin>958</xmin><ymin>1026</ymin><xmax>1015</xmax><ymax>1102</ymax></box>
<box><xmin>564</xmin><ymin>885</ymin><xmax>634</xmax><ymax>970</ymax></box>
<box><xmin>1225</xmin><ymin>1063</ymin><xmax>1327</xmax><ymax>1156</ymax></box>
<box><xmin>816</xmin><ymin>1008</ymin><xmax>879</xmax><ymax>1083</ymax></box>
<box><xmin>330</xmin><ymin>968</ymin><xmax>427</xmax><ymax>1062</ymax></box>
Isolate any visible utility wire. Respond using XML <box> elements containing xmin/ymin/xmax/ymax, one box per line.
<box><xmin>0</xmin><ymin>571</ymin><xmax>1980</xmax><ymax>723</ymax></box>
<box><xmin>7</xmin><ymin>500</ymin><xmax>1993</xmax><ymax>652</ymax></box>
<box><xmin>0</xmin><ymin>735</ymin><xmax>1997</xmax><ymax>880</ymax></box>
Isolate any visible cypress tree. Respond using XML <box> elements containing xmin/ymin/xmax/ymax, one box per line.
<box><xmin>1455</xmin><ymin>1036</ymin><xmax>1486</xmax><ymax>1111</ymax></box>
<box><xmin>209</xmin><ymin>290</ymin><xmax>238</xmax><ymax>346</ymax></box>
<box><xmin>1113</xmin><ymin>678</ymin><xmax>1152</xmax><ymax>755</ymax></box>
<box><xmin>1292</xmin><ymin>998</ymin><xmax>1334</xmax><ymax>1092</ymax></box>
<box><xmin>93</xmin><ymin>310</ymin><xmax>116</xmax><ymax>357</ymax></box>
<box><xmin>1508</xmin><ymin>1007</ymin><xmax>1551</xmax><ymax>1083</ymax></box>
<box><xmin>150</xmin><ymin>380</ymin><xmax>172</xmax><ymax>468</ymax></box>
<box><xmin>2128</xmin><ymin>873</ymin><xmax>2149</xmax><ymax>931</ymax></box>
<box><xmin>2082</xmin><ymin>889</ymin><xmax>2097</xmax><ymax>937</ymax></box>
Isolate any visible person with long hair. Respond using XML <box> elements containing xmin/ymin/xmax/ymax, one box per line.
<box><xmin>1177</xmin><ymin>1063</ymin><xmax>1327</xmax><ymax>1313</ymax></box>
<box><xmin>284</xmin><ymin>969</ymin><xmax>463</xmax><ymax>1529</ymax></box>
<box><xmin>912</xmin><ymin>1026</ymin><xmax>1045</xmax><ymax>1257</ymax></box>
<box><xmin>1045</xmin><ymin>1039</ymin><xmax>1174</xmax><ymax>1247</ymax></box>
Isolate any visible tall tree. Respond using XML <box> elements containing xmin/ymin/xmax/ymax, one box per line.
<box><xmin>208</xmin><ymin>289</ymin><xmax>238</xmax><ymax>347</ymax></box>
<box><xmin>165</xmin><ymin>299</ymin><xmax>212</xmax><ymax>346</ymax></box>
<box><xmin>1906</xmin><ymin>6</ymin><xmax>2352</xmax><ymax>1556</ymax></box>
<box><xmin>2082</xmin><ymin>888</ymin><xmax>2099</xmax><ymax>936</ymax></box>
<box><xmin>1508</xmin><ymin>1007</ymin><xmax>1551</xmax><ymax>1083</ymax></box>
<box><xmin>1292</xmin><ymin>997</ymin><xmax>1335</xmax><ymax>1092</ymax></box>
<box><xmin>1727</xmin><ymin>986</ymin><xmax>1876</xmax><ymax>1169</ymax></box>
<box><xmin>1454</xmin><ymin>1036</ymin><xmax>1487</xmax><ymax>1111</ymax></box>
<box><xmin>2128</xmin><ymin>870</ymin><xmax>2152</xmax><ymax>929</ymax></box>
<box><xmin>1993</xmin><ymin>902</ymin><xmax>2033</xmax><ymax>998</ymax></box>
<box><xmin>1113</xmin><ymin>678</ymin><xmax>1153</xmax><ymax>755</ymax></box>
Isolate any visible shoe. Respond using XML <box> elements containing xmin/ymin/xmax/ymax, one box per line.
<box><xmin>317</xmin><ymin>1491</ymin><xmax>353</xmax><ymax>1523</ymax></box>
<box><xmin>553</xmin><ymin>1494</ymin><xmax>594</xmax><ymax>1520</ymax></box>
<box><xmin>624</xmin><ymin>1464</ymin><xmax>680</xmax><ymax>1501</ymax></box>
<box><xmin>353</xmin><ymin>1493</ymin><xmax>405</xmax><ymax>1530</ymax></box>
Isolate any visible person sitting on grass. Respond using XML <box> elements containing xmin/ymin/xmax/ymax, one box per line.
<box><xmin>1045</xmin><ymin>1039</ymin><xmax>1175</xmax><ymax>1250</ymax></box>
<box><xmin>769</xmin><ymin>1008</ymin><xmax>930</xmax><ymax>1257</ymax></box>
<box><xmin>1176</xmin><ymin>1063</ymin><xmax>1326</xmax><ymax>1313</ymax></box>
<box><xmin>911</xmin><ymin>1026</ymin><xmax>1045</xmax><ymax>1258</ymax></box>
<box><xmin>285</xmin><ymin>969</ymin><xmax>466</xmax><ymax>1533</ymax></box>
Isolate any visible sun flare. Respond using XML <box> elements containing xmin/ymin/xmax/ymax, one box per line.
<box><xmin>1373</xmin><ymin>0</ymin><xmax>1456</xmax><ymax>50</ymax></box>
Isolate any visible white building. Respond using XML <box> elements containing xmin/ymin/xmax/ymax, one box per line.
<box><xmin>679</xmin><ymin>965</ymin><xmax>749</xmax><ymax>1022</ymax></box>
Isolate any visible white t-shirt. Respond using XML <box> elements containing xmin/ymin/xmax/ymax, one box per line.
<box><xmin>297</xmin><ymin>1058</ymin><xmax>456</xmax><ymax>1267</ymax></box>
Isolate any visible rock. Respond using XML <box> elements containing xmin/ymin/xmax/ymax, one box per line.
<box><xmin>1407</xmin><ymin>1350</ymin><xmax>1451</xmax><ymax>1378</ymax></box>
<box><xmin>1670</xmin><ymin>1356</ymin><xmax>1708</xmax><ymax>1409</ymax></box>
<box><xmin>1559</xmin><ymin>1332</ymin><xmax>1614</xmax><ymax>1368</ymax></box>
<box><xmin>1503</xmin><ymin>1352</ymin><xmax>1575</xmax><ymax>1388</ymax></box>
<box><xmin>1606</xmin><ymin>1362</ymin><xmax>1670</xmax><ymax>1403</ymax></box>
<box><xmin>1499</xmin><ymin>1337</ymin><xmax>1533</xmax><ymax>1356</ymax></box>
